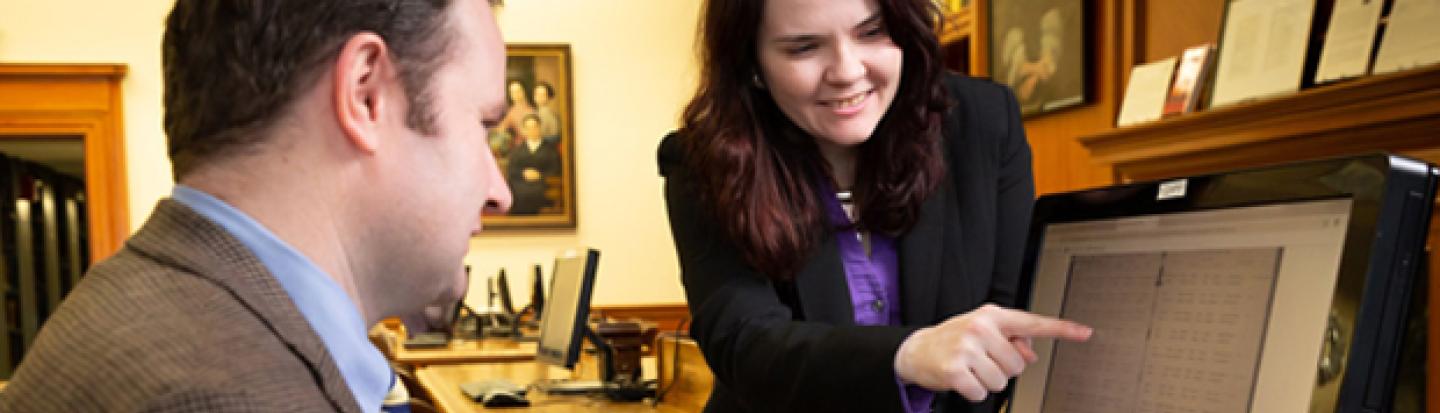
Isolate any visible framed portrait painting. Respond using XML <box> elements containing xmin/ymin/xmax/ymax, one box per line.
<box><xmin>989</xmin><ymin>0</ymin><xmax>1088</xmax><ymax>116</ymax></box>
<box><xmin>483</xmin><ymin>44</ymin><xmax>577</xmax><ymax>230</ymax></box>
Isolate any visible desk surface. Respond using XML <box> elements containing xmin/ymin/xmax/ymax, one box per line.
<box><xmin>374</xmin><ymin>325</ymin><xmax>538</xmax><ymax>366</ymax></box>
<box><xmin>416</xmin><ymin>360</ymin><xmax>691</xmax><ymax>413</ymax></box>
<box><xmin>392</xmin><ymin>337</ymin><xmax>538</xmax><ymax>365</ymax></box>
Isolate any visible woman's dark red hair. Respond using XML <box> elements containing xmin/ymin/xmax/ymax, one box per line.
<box><xmin>680</xmin><ymin>0</ymin><xmax>950</xmax><ymax>280</ymax></box>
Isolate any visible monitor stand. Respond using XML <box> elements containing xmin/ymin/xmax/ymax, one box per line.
<box><xmin>541</xmin><ymin>322</ymin><xmax>658</xmax><ymax>401</ymax></box>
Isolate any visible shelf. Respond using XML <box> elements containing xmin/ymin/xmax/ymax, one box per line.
<box><xmin>1079</xmin><ymin>64</ymin><xmax>1440</xmax><ymax>182</ymax></box>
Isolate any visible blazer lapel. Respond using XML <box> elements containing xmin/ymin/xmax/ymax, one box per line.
<box><xmin>898</xmin><ymin>180</ymin><xmax>951</xmax><ymax>326</ymax></box>
<box><xmin>125</xmin><ymin>200</ymin><xmax>364</xmax><ymax>413</ymax></box>
<box><xmin>794</xmin><ymin>234</ymin><xmax>856</xmax><ymax>326</ymax></box>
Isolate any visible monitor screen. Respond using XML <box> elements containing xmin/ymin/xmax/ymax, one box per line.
<box><xmin>536</xmin><ymin>249</ymin><xmax>600</xmax><ymax>369</ymax></box>
<box><xmin>1012</xmin><ymin>198</ymin><xmax>1354</xmax><ymax>413</ymax></box>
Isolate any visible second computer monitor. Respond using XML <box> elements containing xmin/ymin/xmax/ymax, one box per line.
<box><xmin>536</xmin><ymin>248</ymin><xmax>600</xmax><ymax>369</ymax></box>
<box><xmin>531</xmin><ymin>264</ymin><xmax>546</xmax><ymax>319</ymax></box>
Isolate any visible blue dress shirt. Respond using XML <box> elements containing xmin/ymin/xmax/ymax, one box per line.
<box><xmin>172</xmin><ymin>185</ymin><xmax>391</xmax><ymax>412</ymax></box>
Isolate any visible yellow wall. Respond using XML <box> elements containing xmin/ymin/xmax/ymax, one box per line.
<box><xmin>0</xmin><ymin>0</ymin><xmax>176</xmax><ymax>232</ymax></box>
<box><xmin>0</xmin><ymin>0</ymin><xmax>700</xmax><ymax>306</ymax></box>
<box><xmin>471</xmin><ymin>2</ymin><xmax>698</xmax><ymax>306</ymax></box>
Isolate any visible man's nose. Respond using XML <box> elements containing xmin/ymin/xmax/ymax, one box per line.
<box><xmin>483</xmin><ymin>156</ymin><xmax>513</xmax><ymax>214</ymax></box>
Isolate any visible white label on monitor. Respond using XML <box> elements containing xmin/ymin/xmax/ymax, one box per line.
<box><xmin>1158</xmin><ymin>179</ymin><xmax>1188</xmax><ymax>200</ymax></box>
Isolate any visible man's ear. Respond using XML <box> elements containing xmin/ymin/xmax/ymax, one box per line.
<box><xmin>333</xmin><ymin>33</ymin><xmax>395</xmax><ymax>154</ymax></box>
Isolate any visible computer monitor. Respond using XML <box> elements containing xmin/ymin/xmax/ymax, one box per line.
<box><xmin>530</xmin><ymin>264</ymin><xmax>546</xmax><ymax>320</ymax></box>
<box><xmin>1009</xmin><ymin>154</ymin><xmax>1435</xmax><ymax>413</ymax></box>
<box><xmin>536</xmin><ymin>248</ymin><xmax>601</xmax><ymax>369</ymax></box>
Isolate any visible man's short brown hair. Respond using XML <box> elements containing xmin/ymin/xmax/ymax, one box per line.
<box><xmin>161</xmin><ymin>0</ymin><xmax>461</xmax><ymax>178</ymax></box>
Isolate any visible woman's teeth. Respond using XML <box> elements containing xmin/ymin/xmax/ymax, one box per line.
<box><xmin>828</xmin><ymin>92</ymin><xmax>866</xmax><ymax>108</ymax></box>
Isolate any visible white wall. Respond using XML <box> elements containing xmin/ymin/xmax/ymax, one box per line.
<box><xmin>0</xmin><ymin>0</ymin><xmax>700</xmax><ymax>306</ymax></box>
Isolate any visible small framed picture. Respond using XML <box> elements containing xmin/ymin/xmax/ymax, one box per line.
<box><xmin>483</xmin><ymin>44</ymin><xmax>577</xmax><ymax>230</ymax></box>
<box><xmin>989</xmin><ymin>0</ymin><xmax>1089</xmax><ymax>116</ymax></box>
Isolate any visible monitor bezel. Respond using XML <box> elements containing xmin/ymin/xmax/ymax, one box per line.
<box><xmin>535</xmin><ymin>248</ymin><xmax>600</xmax><ymax>369</ymax></box>
<box><xmin>1015</xmin><ymin>153</ymin><xmax>1436</xmax><ymax>413</ymax></box>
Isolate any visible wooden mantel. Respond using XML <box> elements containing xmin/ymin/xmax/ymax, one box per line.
<box><xmin>0</xmin><ymin>63</ymin><xmax>130</xmax><ymax>262</ymax></box>
<box><xmin>1080</xmin><ymin>64</ymin><xmax>1440</xmax><ymax>183</ymax></box>
<box><xmin>1077</xmin><ymin>63</ymin><xmax>1440</xmax><ymax>411</ymax></box>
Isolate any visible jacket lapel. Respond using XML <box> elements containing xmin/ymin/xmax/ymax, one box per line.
<box><xmin>125</xmin><ymin>200</ymin><xmax>364</xmax><ymax>413</ymax></box>
<box><xmin>794</xmin><ymin>234</ymin><xmax>856</xmax><ymax>326</ymax></box>
<box><xmin>900</xmin><ymin>102</ymin><xmax>970</xmax><ymax>326</ymax></box>
<box><xmin>898</xmin><ymin>180</ymin><xmax>951</xmax><ymax>326</ymax></box>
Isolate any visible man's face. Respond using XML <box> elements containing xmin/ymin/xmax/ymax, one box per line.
<box><xmin>373</xmin><ymin>0</ymin><xmax>509</xmax><ymax>311</ymax></box>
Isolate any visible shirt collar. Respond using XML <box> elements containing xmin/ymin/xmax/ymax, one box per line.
<box><xmin>171</xmin><ymin>185</ymin><xmax>391</xmax><ymax>412</ymax></box>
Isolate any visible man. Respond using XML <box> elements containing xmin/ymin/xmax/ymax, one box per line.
<box><xmin>0</xmin><ymin>0</ymin><xmax>511</xmax><ymax>411</ymax></box>
<box><xmin>506</xmin><ymin>114</ymin><xmax>561</xmax><ymax>215</ymax></box>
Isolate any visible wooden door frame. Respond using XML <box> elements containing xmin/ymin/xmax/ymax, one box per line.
<box><xmin>0</xmin><ymin>64</ymin><xmax>130</xmax><ymax>262</ymax></box>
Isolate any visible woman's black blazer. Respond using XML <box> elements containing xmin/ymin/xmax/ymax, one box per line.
<box><xmin>658</xmin><ymin>74</ymin><xmax>1035</xmax><ymax>413</ymax></box>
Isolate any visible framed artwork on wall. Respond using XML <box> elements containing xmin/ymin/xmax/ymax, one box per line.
<box><xmin>483</xmin><ymin>43</ymin><xmax>577</xmax><ymax>230</ymax></box>
<box><xmin>989</xmin><ymin>0</ymin><xmax>1088</xmax><ymax>116</ymax></box>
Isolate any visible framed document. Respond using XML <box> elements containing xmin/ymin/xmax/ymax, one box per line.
<box><xmin>1373</xmin><ymin>0</ymin><xmax>1440</xmax><ymax>74</ymax></box>
<box><xmin>1209</xmin><ymin>0</ymin><xmax>1316</xmax><ymax>109</ymax></box>
<box><xmin>1314</xmin><ymin>0</ymin><xmax>1385</xmax><ymax>83</ymax></box>
<box><xmin>1117</xmin><ymin>57</ymin><xmax>1177</xmax><ymax>127</ymax></box>
<box><xmin>1163</xmin><ymin>44</ymin><xmax>1215</xmax><ymax>116</ymax></box>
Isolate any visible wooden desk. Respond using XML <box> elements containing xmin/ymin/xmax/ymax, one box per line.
<box><xmin>654</xmin><ymin>335</ymin><xmax>712</xmax><ymax>412</ymax></box>
<box><xmin>416</xmin><ymin>359</ymin><xmax>693</xmax><ymax>413</ymax></box>
<box><xmin>373</xmin><ymin>325</ymin><xmax>538</xmax><ymax>366</ymax></box>
<box><xmin>394</xmin><ymin>338</ymin><xmax>538</xmax><ymax>366</ymax></box>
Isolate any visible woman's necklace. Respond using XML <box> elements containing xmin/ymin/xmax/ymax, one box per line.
<box><xmin>836</xmin><ymin>190</ymin><xmax>871</xmax><ymax>255</ymax></box>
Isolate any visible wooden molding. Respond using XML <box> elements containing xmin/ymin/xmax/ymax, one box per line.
<box><xmin>1080</xmin><ymin>64</ymin><xmax>1440</xmax><ymax>182</ymax></box>
<box><xmin>0</xmin><ymin>63</ymin><xmax>130</xmax><ymax>262</ymax></box>
<box><xmin>0</xmin><ymin>64</ymin><xmax>126</xmax><ymax>78</ymax></box>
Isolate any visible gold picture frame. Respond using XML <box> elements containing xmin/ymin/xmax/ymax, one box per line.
<box><xmin>482</xmin><ymin>44</ymin><xmax>577</xmax><ymax>231</ymax></box>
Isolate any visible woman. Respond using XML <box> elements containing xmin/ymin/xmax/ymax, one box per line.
<box><xmin>657</xmin><ymin>0</ymin><xmax>1091</xmax><ymax>412</ymax></box>
<box><xmin>494</xmin><ymin>79</ymin><xmax>535</xmax><ymax>151</ymax></box>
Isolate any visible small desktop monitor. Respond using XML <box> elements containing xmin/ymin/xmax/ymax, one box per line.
<box><xmin>536</xmin><ymin>248</ymin><xmax>601</xmax><ymax>369</ymax></box>
<box><xmin>531</xmin><ymin>264</ymin><xmax>546</xmax><ymax>319</ymax></box>
<box><xmin>1009</xmin><ymin>154</ymin><xmax>1435</xmax><ymax>413</ymax></box>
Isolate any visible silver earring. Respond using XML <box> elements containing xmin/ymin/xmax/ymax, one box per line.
<box><xmin>752</xmin><ymin>74</ymin><xmax>766</xmax><ymax>89</ymax></box>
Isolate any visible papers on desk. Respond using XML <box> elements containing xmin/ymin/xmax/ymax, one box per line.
<box><xmin>1374</xmin><ymin>0</ymin><xmax>1440</xmax><ymax>74</ymax></box>
<box><xmin>1210</xmin><ymin>0</ymin><xmax>1316</xmax><ymax>108</ymax></box>
<box><xmin>1117</xmin><ymin>57</ymin><xmax>1178</xmax><ymax>127</ymax></box>
<box><xmin>1314</xmin><ymin>0</ymin><xmax>1385</xmax><ymax>83</ymax></box>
